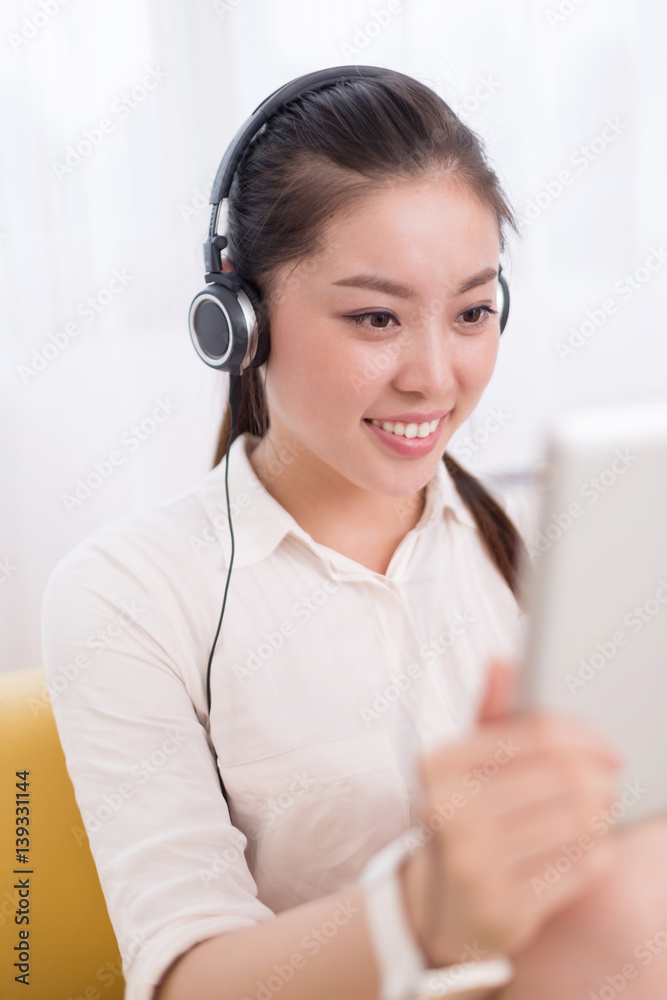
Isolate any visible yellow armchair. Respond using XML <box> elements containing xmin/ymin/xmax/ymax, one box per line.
<box><xmin>0</xmin><ymin>667</ymin><xmax>125</xmax><ymax>999</ymax></box>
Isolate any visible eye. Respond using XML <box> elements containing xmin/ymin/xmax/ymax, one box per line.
<box><xmin>347</xmin><ymin>310</ymin><xmax>399</xmax><ymax>330</ymax></box>
<box><xmin>459</xmin><ymin>305</ymin><xmax>498</xmax><ymax>326</ymax></box>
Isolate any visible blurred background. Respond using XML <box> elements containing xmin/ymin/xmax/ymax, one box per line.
<box><xmin>2</xmin><ymin>0</ymin><xmax>666</xmax><ymax>674</ymax></box>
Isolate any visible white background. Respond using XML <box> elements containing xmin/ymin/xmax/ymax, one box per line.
<box><xmin>2</xmin><ymin>0</ymin><xmax>666</xmax><ymax>674</ymax></box>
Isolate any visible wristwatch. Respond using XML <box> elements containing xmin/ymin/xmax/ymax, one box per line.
<box><xmin>359</xmin><ymin>828</ymin><xmax>515</xmax><ymax>999</ymax></box>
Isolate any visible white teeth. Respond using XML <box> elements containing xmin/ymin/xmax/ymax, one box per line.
<box><xmin>370</xmin><ymin>418</ymin><xmax>440</xmax><ymax>438</ymax></box>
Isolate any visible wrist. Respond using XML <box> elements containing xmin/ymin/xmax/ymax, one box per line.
<box><xmin>399</xmin><ymin>841</ymin><xmax>460</xmax><ymax>970</ymax></box>
<box><xmin>360</xmin><ymin>829</ymin><xmax>515</xmax><ymax>999</ymax></box>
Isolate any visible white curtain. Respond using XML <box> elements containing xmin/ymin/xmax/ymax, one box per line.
<box><xmin>2</xmin><ymin>0</ymin><xmax>666</xmax><ymax>674</ymax></box>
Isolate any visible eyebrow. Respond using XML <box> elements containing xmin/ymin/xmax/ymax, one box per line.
<box><xmin>331</xmin><ymin>267</ymin><xmax>498</xmax><ymax>299</ymax></box>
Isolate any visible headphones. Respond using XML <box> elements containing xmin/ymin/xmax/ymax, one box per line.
<box><xmin>187</xmin><ymin>65</ymin><xmax>511</xmax><ymax>814</ymax></box>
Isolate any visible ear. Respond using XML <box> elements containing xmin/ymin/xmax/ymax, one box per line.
<box><xmin>219</xmin><ymin>257</ymin><xmax>236</xmax><ymax>273</ymax></box>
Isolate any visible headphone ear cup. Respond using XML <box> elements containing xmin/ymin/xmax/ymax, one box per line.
<box><xmin>498</xmin><ymin>267</ymin><xmax>510</xmax><ymax>335</ymax></box>
<box><xmin>238</xmin><ymin>276</ymin><xmax>271</xmax><ymax>368</ymax></box>
<box><xmin>188</xmin><ymin>280</ymin><xmax>248</xmax><ymax>372</ymax></box>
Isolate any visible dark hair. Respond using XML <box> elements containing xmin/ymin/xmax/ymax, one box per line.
<box><xmin>211</xmin><ymin>69</ymin><xmax>528</xmax><ymax>608</ymax></box>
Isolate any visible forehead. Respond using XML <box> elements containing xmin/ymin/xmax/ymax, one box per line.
<box><xmin>306</xmin><ymin>174</ymin><xmax>500</xmax><ymax>287</ymax></box>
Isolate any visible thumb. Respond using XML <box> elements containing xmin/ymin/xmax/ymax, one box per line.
<box><xmin>476</xmin><ymin>658</ymin><xmax>517</xmax><ymax>725</ymax></box>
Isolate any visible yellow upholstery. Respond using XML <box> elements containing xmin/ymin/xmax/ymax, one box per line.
<box><xmin>0</xmin><ymin>667</ymin><xmax>125</xmax><ymax>999</ymax></box>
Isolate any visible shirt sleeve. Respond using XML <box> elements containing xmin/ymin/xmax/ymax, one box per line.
<box><xmin>40</xmin><ymin>527</ymin><xmax>276</xmax><ymax>1000</ymax></box>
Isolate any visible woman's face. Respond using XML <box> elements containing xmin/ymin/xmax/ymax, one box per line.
<box><xmin>255</xmin><ymin>173</ymin><xmax>502</xmax><ymax>500</ymax></box>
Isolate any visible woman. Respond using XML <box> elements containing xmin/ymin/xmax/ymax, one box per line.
<box><xmin>41</xmin><ymin>68</ymin><xmax>667</xmax><ymax>1000</ymax></box>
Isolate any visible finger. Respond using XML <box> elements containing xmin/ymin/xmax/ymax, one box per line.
<box><xmin>510</xmin><ymin>824</ymin><xmax>617</xmax><ymax>910</ymax></box>
<box><xmin>453</xmin><ymin>745</ymin><xmax>620</xmax><ymax>820</ymax></box>
<box><xmin>417</xmin><ymin>750</ymin><xmax>617</xmax><ymax>857</ymax></box>
<box><xmin>487</xmin><ymin>770</ymin><xmax>617</xmax><ymax>868</ymax></box>
<box><xmin>476</xmin><ymin>658</ymin><xmax>517</xmax><ymax>725</ymax></box>
<box><xmin>419</xmin><ymin>713</ymin><xmax>621</xmax><ymax>792</ymax></box>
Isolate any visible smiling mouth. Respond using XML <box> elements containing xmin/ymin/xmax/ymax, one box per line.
<box><xmin>363</xmin><ymin>416</ymin><xmax>444</xmax><ymax>439</ymax></box>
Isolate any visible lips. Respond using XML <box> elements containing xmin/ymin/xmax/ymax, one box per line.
<box><xmin>363</xmin><ymin>412</ymin><xmax>449</xmax><ymax>456</ymax></box>
<box><xmin>365</xmin><ymin>411</ymin><xmax>449</xmax><ymax>424</ymax></box>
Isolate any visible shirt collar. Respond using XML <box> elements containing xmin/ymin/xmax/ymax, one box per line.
<box><xmin>197</xmin><ymin>431</ymin><xmax>477</xmax><ymax>569</ymax></box>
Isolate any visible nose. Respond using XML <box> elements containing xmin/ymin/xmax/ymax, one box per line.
<box><xmin>390</xmin><ymin>302</ymin><xmax>455</xmax><ymax>399</ymax></box>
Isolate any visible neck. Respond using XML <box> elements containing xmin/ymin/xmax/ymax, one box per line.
<box><xmin>247</xmin><ymin>431</ymin><xmax>428</xmax><ymax>572</ymax></box>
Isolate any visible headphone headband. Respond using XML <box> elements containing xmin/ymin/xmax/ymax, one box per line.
<box><xmin>204</xmin><ymin>65</ymin><xmax>420</xmax><ymax>273</ymax></box>
<box><xmin>209</xmin><ymin>65</ymin><xmax>391</xmax><ymax>208</ymax></box>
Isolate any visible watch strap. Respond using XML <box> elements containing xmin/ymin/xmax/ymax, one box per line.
<box><xmin>359</xmin><ymin>828</ymin><xmax>515</xmax><ymax>999</ymax></box>
<box><xmin>413</xmin><ymin>955</ymin><xmax>515</xmax><ymax>997</ymax></box>
<box><xmin>360</xmin><ymin>830</ymin><xmax>427</xmax><ymax>1000</ymax></box>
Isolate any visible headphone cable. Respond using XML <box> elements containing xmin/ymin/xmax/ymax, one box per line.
<box><xmin>206</xmin><ymin>372</ymin><xmax>242</xmax><ymax>811</ymax></box>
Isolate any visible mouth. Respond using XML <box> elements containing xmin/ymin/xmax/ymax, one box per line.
<box><xmin>363</xmin><ymin>412</ymin><xmax>450</xmax><ymax>456</ymax></box>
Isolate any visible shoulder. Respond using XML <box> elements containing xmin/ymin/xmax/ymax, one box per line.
<box><xmin>40</xmin><ymin>481</ymin><xmax>222</xmax><ymax>692</ymax></box>
<box><xmin>44</xmin><ymin>487</ymin><xmax>207</xmax><ymax>599</ymax></box>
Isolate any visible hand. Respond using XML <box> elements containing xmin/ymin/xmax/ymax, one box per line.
<box><xmin>399</xmin><ymin>658</ymin><xmax>622</xmax><ymax>967</ymax></box>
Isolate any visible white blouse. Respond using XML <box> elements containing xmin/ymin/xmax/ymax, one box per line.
<box><xmin>40</xmin><ymin>430</ymin><xmax>540</xmax><ymax>1000</ymax></box>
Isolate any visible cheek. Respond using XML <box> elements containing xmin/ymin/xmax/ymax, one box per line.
<box><xmin>453</xmin><ymin>335</ymin><xmax>499</xmax><ymax>393</ymax></box>
<box><xmin>266</xmin><ymin>313</ymin><xmax>372</xmax><ymax>425</ymax></box>
<box><xmin>303</xmin><ymin>338</ymin><xmax>377</xmax><ymax>420</ymax></box>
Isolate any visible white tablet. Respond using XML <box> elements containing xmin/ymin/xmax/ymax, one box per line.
<box><xmin>515</xmin><ymin>398</ymin><xmax>667</xmax><ymax>828</ymax></box>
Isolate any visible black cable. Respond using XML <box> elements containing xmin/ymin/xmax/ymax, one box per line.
<box><xmin>206</xmin><ymin>373</ymin><xmax>243</xmax><ymax>813</ymax></box>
